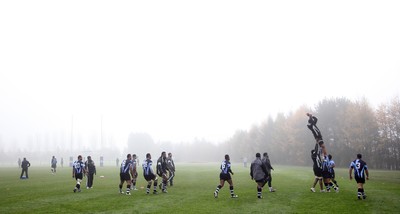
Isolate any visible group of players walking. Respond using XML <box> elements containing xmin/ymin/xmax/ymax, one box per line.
<box><xmin>213</xmin><ymin>152</ymin><xmax>275</xmax><ymax>199</ymax></box>
<box><xmin>118</xmin><ymin>152</ymin><xmax>175</xmax><ymax>195</ymax></box>
<box><xmin>71</xmin><ymin>152</ymin><xmax>175</xmax><ymax>195</ymax></box>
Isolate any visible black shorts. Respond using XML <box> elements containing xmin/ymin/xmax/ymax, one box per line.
<box><xmin>51</xmin><ymin>164</ymin><xmax>57</xmax><ymax>168</ymax></box>
<box><xmin>144</xmin><ymin>173</ymin><xmax>156</xmax><ymax>181</ymax></box>
<box><xmin>255</xmin><ymin>179</ymin><xmax>267</xmax><ymax>183</ymax></box>
<box><xmin>355</xmin><ymin>176</ymin><xmax>366</xmax><ymax>184</ymax></box>
<box><xmin>120</xmin><ymin>172</ymin><xmax>131</xmax><ymax>181</ymax></box>
<box><xmin>75</xmin><ymin>173</ymin><xmax>83</xmax><ymax>180</ymax></box>
<box><xmin>220</xmin><ymin>173</ymin><xmax>231</xmax><ymax>181</ymax></box>
<box><xmin>322</xmin><ymin>171</ymin><xmax>331</xmax><ymax>179</ymax></box>
<box><xmin>313</xmin><ymin>167</ymin><xmax>322</xmax><ymax>177</ymax></box>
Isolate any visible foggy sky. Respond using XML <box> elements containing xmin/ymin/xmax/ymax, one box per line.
<box><xmin>1</xmin><ymin>0</ymin><xmax>399</xmax><ymax>152</ymax></box>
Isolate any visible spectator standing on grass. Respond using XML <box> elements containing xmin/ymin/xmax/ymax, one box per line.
<box><xmin>85</xmin><ymin>156</ymin><xmax>96</xmax><ymax>189</ymax></box>
<box><xmin>349</xmin><ymin>153</ymin><xmax>369</xmax><ymax>200</ymax></box>
<box><xmin>51</xmin><ymin>156</ymin><xmax>57</xmax><ymax>174</ymax></box>
<box><xmin>250</xmin><ymin>153</ymin><xmax>269</xmax><ymax>199</ymax></box>
<box><xmin>214</xmin><ymin>154</ymin><xmax>238</xmax><ymax>199</ymax></box>
<box><xmin>61</xmin><ymin>157</ymin><xmax>64</xmax><ymax>168</ymax></box>
<box><xmin>20</xmin><ymin>157</ymin><xmax>30</xmax><ymax>179</ymax></box>
<box><xmin>18</xmin><ymin>158</ymin><xmax>21</xmax><ymax>168</ymax></box>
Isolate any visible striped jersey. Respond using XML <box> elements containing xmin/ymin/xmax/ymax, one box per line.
<box><xmin>73</xmin><ymin>160</ymin><xmax>85</xmax><ymax>174</ymax></box>
<box><xmin>322</xmin><ymin>156</ymin><xmax>330</xmax><ymax>172</ymax></box>
<box><xmin>328</xmin><ymin>159</ymin><xmax>335</xmax><ymax>173</ymax></box>
<box><xmin>120</xmin><ymin>159</ymin><xmax>133</xmax><ymax>174</ymax></box>
<box><xmin>311</xmin><ymin>152</ymin><xmax>322</xmax><ymax>170</ymax></box>
<box><xmin>350</xmin><ymin>159</ymin><xmax>368</xmax><ymax>179</ymax></box>
<box><xmin>142</xmin><ymin>159</ymin><xmax>154</xmax><ymax>176</ymax></box>
<box><xmin>220</xmin><ymin>160</ymin><xmax>232</xmax><ymax>174</ymax></box>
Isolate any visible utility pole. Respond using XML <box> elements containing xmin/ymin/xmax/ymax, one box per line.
<box><xmin>71</xmin><ymin>115</ymin><xmax>73</xmax><ymax>152</ymax></box>
<box><xmin>101</xmin><ymin>115</ymin><xmax>103</xmax><ymax>149</ymax></box>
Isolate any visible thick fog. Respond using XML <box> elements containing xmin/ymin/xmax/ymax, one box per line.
<box><xmin>1</xmin><ymin>1</ymin><xmax>400</xmax><ymax>166</ymax></box>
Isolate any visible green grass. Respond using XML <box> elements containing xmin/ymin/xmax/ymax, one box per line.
<box><xmin>1</xmin><ymin>164</ymin><xmax>399</xmax><ymax>214</ymax></box>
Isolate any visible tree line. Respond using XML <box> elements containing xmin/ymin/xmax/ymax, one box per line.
<box><xmin>221</xmin><ymin>96</ymin><xmax>400</xmax><ymax>170</ymax></box>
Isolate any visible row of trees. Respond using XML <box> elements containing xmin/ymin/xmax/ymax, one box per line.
<box><xmin>124</xmin><ymin>97</ymin><xmax>399</xmax><ymax>170</ymax></box>
<box><xmin>221</xmin><ymin>97</ymin><xmax>400</xmax><ymax>170</ymax></box>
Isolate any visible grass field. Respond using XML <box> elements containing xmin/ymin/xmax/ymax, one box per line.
<box><xmin>1</xmin><ymin>163</ymin><xmax>399</xmax><ymax>214</ymax></box>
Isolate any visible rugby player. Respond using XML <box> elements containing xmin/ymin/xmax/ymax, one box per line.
<box><xmin>142</xmin><ymin>153</ymin><xmax>158</xmax><ymax>194</ymax></box>
<box><xmin>214</xmin><ymin>154</ymin><xmax>238</xmax><ymax>198</ymax></box>
<box><xmin>349</xmin><ymin>154</ymin><xmax>369</xmax><ymax>199</ymax></box>
<box><xmin>72</xmin><ymin>155</ymin><xmax>85</xmax><ymax>193</ymax></box>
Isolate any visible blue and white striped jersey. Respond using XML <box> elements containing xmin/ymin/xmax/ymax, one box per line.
<box><xmin>328</xmin><ymin>159</ymin><xmax>335</xmax><ymax>173</ymax></box>
<box><xmin>142</xmin><ymin>159</ymin><xmax>154</xmax><ymax>176</ymax></box>
<box><xmin>350</xmin><ymin>159</ymin><xmax>368</xmax><ymax>179</ymax></box>
<box><xmin>322</xmin><ymin>156</ymin><xmax>330</xmax><ymax>172</ymax></box>
<box><xmin>220</xmin><ymin>160</ymin><xmax>232</xmax><ymax>174</ymax></box>
<box><xmin>120</xmin><ymin>159</ymin><xmax>133</xmax><ymax>174</ymax></box>
<box><xmin>73</xmin><ymin>160</ymin><xmax>85</xmax><ymax>174</ymax></box>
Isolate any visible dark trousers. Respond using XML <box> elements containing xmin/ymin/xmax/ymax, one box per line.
<box><xmin>168</xmin><ymin>171</ymin><xmax>175</xmax><ymax>186</ymax></box>
<box><xmin>20</xmin><ymin>168</ymin><xmax>29</xmax><ymax>178</ymax></box>
<box><xmin>87</xmin><ymin>173</ymin><xmax>94</xmax><ymax>187</ymax></box>
<box><xmin>308</xmin><ymin>124</ymin><xmax>322</xmax><ymax>140</ymax></box>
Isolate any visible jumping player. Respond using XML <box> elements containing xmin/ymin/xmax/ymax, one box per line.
<box><xmin>142</xmin><ymin>153</ymin><xmax>158</xmax><ymax>194</ymax></box>
<box><xmin>214</xmin><ymin>154</ymin><xmax>238</xmax><ymax>198</ymax></box>
<box><xmin>306</xmin><ymin>113</ymin><xmax>327</xmax><ymax>156</ymax></box>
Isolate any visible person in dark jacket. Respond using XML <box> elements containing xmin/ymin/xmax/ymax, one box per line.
<box><xmin>250</xmin><ymin>153</ymin><xmax>269</xmax><ymax>199</ymax></box>
<box><xmin>85</xmin><ymin>156</ymin><xmax>96</xmax><ymax>189</ymax></box>
<box><xmin>157</xmin><ymin>151</ymin><xmax>169</xmax><ymax>193</ymax></box>
<box><xmin>166</xmin><ymin>152</ymin><xmax>175</xmax><ymax>186</ymax></box>
<box><xmin>51</xmin><ymin>156</ymin><xmax>57</xmax><ymax>173</ymax></box>
<box><xmin>20</xmin><ymin>157</ymin><xmax>31</xmax><ymax>179</ymax></box>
